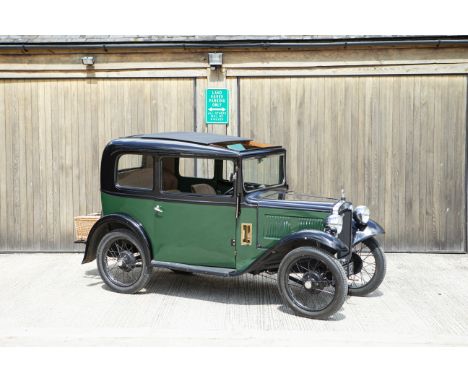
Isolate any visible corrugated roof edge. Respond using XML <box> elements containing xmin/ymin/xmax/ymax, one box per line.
<box><xmin>1</xmin><ymin>35</ymin><xmax>468</xmax><ymax>49</ymax></box>
<box><xmin>1</xmin><ymin>35</ymin><xmax>468</xmax><ymax>44</ymax></box>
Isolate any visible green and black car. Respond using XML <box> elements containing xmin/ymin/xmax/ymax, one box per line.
<box><xmin>82</xmin><ymin>132</ymin><xmax>386</xmax><ymax>319</ymax></box>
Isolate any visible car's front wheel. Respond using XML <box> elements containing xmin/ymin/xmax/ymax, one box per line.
<box><xmin>348</xmin><ymin>237</ymin><xmax>386</xmax><ymax>296</ymax></box>
<box><xmin>96</xmin><ymin>229</ymin><xmax>152</xmax><ymax>294</ymax></box>
<box><xmin>278</xmin><ymin>246</ymin><xmax>348</xmax><ymax>320</ymax></box>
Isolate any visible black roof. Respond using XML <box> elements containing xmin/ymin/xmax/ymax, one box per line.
<box><xmin>105</xmin><ymin>132</ymin><xmax>284</xmax><ymax>158</ymax></box>
<box><xmin>132</xmin><ymin>132</ymin><xmax>251</xmax><ymax>145</ymax></box>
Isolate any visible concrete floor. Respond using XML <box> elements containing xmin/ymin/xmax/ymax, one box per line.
<box><xmin>0</xmin><ymin>252</ymin><xmax>467</xmax><ymax>346</ymax></box>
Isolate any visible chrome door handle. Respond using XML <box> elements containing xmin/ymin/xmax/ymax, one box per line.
<box><xmin>154</xmin><ymin>205</ymin><xmax>163</xmax><ymax>215</ymax></box>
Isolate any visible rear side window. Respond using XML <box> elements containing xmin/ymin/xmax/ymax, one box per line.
<box><xmin>116</xmin><ymin>154</ymin><xmax>154</xmax><ymax>190</ymax></box>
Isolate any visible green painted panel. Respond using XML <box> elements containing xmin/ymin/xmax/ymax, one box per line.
<box><xmin>101</xmin><ymin>193</ymin><xmax>329</xmax><ymax>271</ymax></box>
<box><xmin>235</xmin><ymin>206</ymin><xmax>263</xmax><ymax>272</ymax></box>
<box><xmin>153</xmin><ymin>200</ymin><xmax>236</xmax><ymax>267</ymax></box>
<box><xmin>102</xmin><ymin>193</ymin><xmax>236</xmax><ymax>267</ymax></box>
<box><xmin>235</xmin><ymin>206</ymin><xmax>328</xmax><ymax>272</ymax></box>
<box><xmin>257</xmin><ymin>207</ymin><xmax>328</xmax><ymax>248</ymax></box>
<box><xmin>263</xmin><ymin>214</ymin><xmax>324</xmax><ymax>239</ymax></box>
<box><xmin>101</xmin><ymin>192</ymin><xmax>156</xmax><ymax>249</ymax></box>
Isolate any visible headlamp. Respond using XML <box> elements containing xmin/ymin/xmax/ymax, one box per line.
<box><xmin>353</xmin><ymin>205</ymin><xmax>370</xmax><ymax>225</ymax></box>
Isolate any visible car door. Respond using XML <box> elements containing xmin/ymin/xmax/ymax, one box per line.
<box><xmin>151</xmin><ymin>155</ymin><xmax>237</xmax><ymax>268</ymax></box>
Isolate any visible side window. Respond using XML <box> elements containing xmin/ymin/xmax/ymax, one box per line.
<box><xmin>221</xmin><ymin>160</ymin><xmax>235</xmax><ymax>181</ymax></box>
<box><xmin>179</xmin><ymin>157</ymin><xmax>215</xmax><ymax>179</ymax></box>
<box><xmin>116</xmin><ymin>153</ymin><xmax>154</xmax><ymax>190</ymax></box>
<box><xmin>178</xmin><ymin>157</ymin><xmax>216</xmax><ymax>194</ymax></box>
<box><xmin>161</xmin><ymin>156</ymin><xmax>235</xmax><ymax>196</ymax></box>
<box><xmin>161</xmin><ymin>157</ymin><xmax>179</xmax><ymax>192</ymax></box>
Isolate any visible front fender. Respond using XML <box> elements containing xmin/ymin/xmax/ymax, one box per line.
<box><xmin>352</xmin><ymin>219</ymin><xmax>385</xmax><ymax>246</ymax></box>
<box><xmin>81</xmin><ymin>213</ymin><xmax>152</xmax><ymax>265</ymax></box>
<box><xmin>242</xmin><ymin>229</ymin><xmax>348</xmax><ymax>274</ymax></box>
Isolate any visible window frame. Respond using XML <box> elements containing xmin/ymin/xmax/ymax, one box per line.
<box><xmin>241</xmin><ymin>152</ymin><xmax>287</xmax><ymax>194</ymax></box>
<box><xmin>157</xmin><ymin>154</ymin><xmax>238</xmax><ymax>204</ymax></box>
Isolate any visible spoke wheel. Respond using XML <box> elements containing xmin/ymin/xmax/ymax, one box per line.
<box><xmin>104</xmin><ymin>239</ymin><xmax>143</xmax><ymax>287</ymax></box>
<box><xmin>97</xmin><ymin>229</ymin><xmax>152</xmax><ymax>294</ymax></box>
<box><xmin>278</xmin><ymin>247</ymin><xmax>347</xmax><ymax>320</ymax></box>
<box><xmin>348</xmin><ymin>237</ymin><xmax>386</xmax><ymax>296</ymax></box>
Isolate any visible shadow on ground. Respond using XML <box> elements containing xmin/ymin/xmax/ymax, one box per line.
<box><xmin>84</xmin><ymin>267</ymin><xmax>349</xmax><ymax>320</ymax></box>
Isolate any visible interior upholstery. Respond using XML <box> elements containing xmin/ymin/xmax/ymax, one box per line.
<box><xmin>191</xmin><ymin>183</ymin><xmax>217</xmax><ymax>195</ymax></box>
<box><xmin>162</xmin><ymin>158</ymin><xmax>179</xmax><ymax>191</ymax></box>
<box><xmin>117</xmin><ymin>167</ymin><xmax>153</xmax><ymax>189</ymax></box>
<box><xmin>163</xmin><ymin>168</ymin><xmax>178</xmax><ymax>190</ymax></box>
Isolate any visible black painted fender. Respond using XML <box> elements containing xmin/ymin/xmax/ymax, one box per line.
<box><xmin>81</xmin><ymin>213</ymin><xmax>153</xmax><ymax>265</ymax></box>
<box><xmin>352</xmin><ymin>219</ymin><xmax>385</xmax><ymax>246</ymax></box>
<box><xmin>243</xmin><ymin>229</ymin><xmax>348</xmax><ymax>274</ymax></box>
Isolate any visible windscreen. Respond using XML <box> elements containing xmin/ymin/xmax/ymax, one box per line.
<box><xmin>243</xmin><ymin>153</ymin><xmax>285</xmax><ymax>192</ymax></box>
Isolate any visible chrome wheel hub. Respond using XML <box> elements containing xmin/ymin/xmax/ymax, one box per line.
<box><xmin>117</xmin><ymin>250</ymin><xmax>136</xmax><ymax>272</ymax></box>
<box><xmin>302</xmin><ymin>272</ymin><xmax>323</xmax><ymax>294</ymax></box>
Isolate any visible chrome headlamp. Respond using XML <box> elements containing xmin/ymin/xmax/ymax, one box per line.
<box><xmin>353</xmin><ymin>205</ymin><xmax>370</xmax><ymax>225</ymax></box>
<box><xmin>325</xmin><ymin>213</ymin><xmax>343</xmax><ymax>235</ymax></box>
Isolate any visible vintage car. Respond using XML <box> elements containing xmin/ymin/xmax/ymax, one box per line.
<box><xmin>82</xmin><ymin>132</ymin><xmax>386</xmax><ymax>319</ymax></box>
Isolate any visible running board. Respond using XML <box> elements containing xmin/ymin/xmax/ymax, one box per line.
<box><xmin>151</xmin><ymin>260</ymin><xmax>237</xmax><ymax>277</ymax></box>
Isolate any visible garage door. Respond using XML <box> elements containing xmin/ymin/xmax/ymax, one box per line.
<box><xmin>239</xmin><ymin>76</ymin><xmax>467</xmax><ymax>252</ymax></box>
<box><xmin>0</xmin><ymin>78</ymin><xmax>195</xmax><ymax>251</ymax></box>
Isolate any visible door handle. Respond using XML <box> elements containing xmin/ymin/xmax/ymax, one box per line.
<box><xmin>154</xmin><ymin>205</ymin><xmax>163</xmax><ymax>215</ymax></box>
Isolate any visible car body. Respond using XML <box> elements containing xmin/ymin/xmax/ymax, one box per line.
<box><xmin>83</xmin><ymin>132</ymin><xmax>386</xmax><ymax>319</ymax></box>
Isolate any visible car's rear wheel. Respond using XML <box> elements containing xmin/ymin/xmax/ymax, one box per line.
<box><xmin>278</xmin><ymin>246</ymin><xmax>348</xmax><ymax>320</ymax></box>
<box><xmin>348</xmin><ymin>237</ymin><xmax>386</xmax><ymax>296</ymax></box>
<box><xmin>96</xmin><ymin>229</ymin><xmax>152</xmax><ymax>294</ymax></box>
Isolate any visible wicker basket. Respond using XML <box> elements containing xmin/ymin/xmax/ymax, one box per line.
<box><xmin>74</xmin><ymin>213</ymin><xmax>101</xmax><ymax>242</ymax></box>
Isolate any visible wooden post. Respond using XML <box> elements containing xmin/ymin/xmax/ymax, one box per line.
<box><xmin>195</xmin><ymin>65</ymin><xmax>238</xmax><ymax>137</ymax></box>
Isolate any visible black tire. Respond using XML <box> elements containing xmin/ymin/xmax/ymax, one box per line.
<box><xmin>348</xmin><ymin>237</ymin><xmax>386</xmax><ymax>296</ymax></box>
<box><xmin>278</xmin><ymin>246</ymin><xmax>348</xmax><ymax>320</ymax></box>
<box><xmin>96</xmin><ymin>228</ymin><xmax>152</xmax><ymax>294</ymax></box>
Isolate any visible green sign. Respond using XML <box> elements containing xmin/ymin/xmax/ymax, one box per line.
<box><xmin>205</xmin><ymin>88</ymin><xmax>229</xmax><ymax>124</ymax></box>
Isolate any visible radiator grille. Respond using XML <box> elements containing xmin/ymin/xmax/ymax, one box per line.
<box><xmin>338</xmin><ymin>209</ymin><xmax>353</xmax><ymax>251</ymax></box>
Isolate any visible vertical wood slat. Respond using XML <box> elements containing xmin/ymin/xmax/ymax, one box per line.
<box><xmin>9</xmin><ymin>81</ymin><xmax>20</xmax><ymax>248</ymax></box>
<box><xmin>433</xmin><ymin>78</ymin><xmax>444</xmax><ymax>250</ymax></box>
<box><xmin>200</xmin><ymin>72</ymin><xmax>239</xmax><ymax>137</ymax></box>
<box><xmin>240</xmin><ymin>75</ymin><xmax>467</xmax><ymax>253</ymax></box>
<box><xmin>0</xmin><ymin>81</ymin><xmax>6</xmax><ymax>247</ymax></box>
<box><xmin>0</xmin><ymin>78</ymin><xmax>195</xmax><ymax>251</ymax></box>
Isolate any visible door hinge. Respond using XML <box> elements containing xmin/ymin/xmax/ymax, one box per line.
<box><xmin>231</xmin><ymin>239</ymin><xmax>236</xmax><ymax>246</ymax></box>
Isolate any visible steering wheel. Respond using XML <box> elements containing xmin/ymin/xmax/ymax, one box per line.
<box><xmin>223</xmin><ymin>187</ymin><xmax>234</xmax><ymax>195</ymax></box>
<box><xmin>244</xmin><ymin>182</ymin><xmax>258</xmax><ymax>191</ymax></box>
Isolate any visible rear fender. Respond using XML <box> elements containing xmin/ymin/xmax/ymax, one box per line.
<box><xmin>81</xmin><ymin>213</ymin><xmax>152</xmax><ymax>265</ymax></box>
<box><xmin>352</xmin><ymin>219</ymin><xmax>385</xmax><ymax>246</ymax></box>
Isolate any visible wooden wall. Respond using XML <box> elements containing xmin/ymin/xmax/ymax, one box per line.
<box><xmin>240</xmin><ymin>76</ymin><xmax>467</xmax><ymax>252</ymax></box>
<box><xmin>0</xmin><ymin>78</ymin><xmax>194</xmax><ymax>251</ymax></box>
<box><xmin>0</xmin><ymin>47</ymin><xmax>467</xmax><ymax>252</ymax></box>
